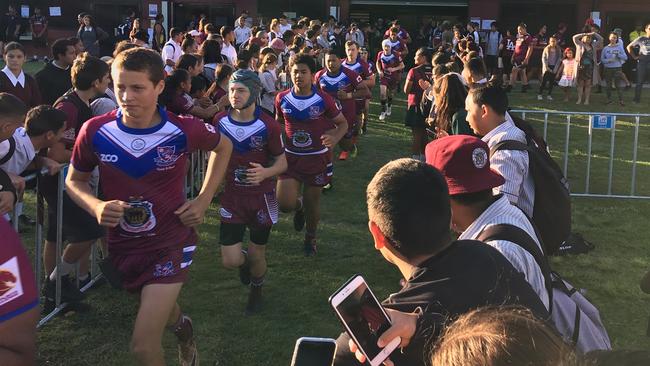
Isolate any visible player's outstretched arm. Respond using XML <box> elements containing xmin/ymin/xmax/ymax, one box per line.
<box><xmin>65</xmin><ymin>166</ymin><xmax>130</xmax><ymax>227</ymax></box>
<box><xmin>175</xmin><ymin>136</ymin><xmax>232</xmax><ymax>227</ymax></box>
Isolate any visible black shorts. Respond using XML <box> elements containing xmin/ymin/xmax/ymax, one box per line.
<box><xmin>502</xmin><ymin>55</ymin><xmax>513</xmax><ymax>74</ymax></box>
<box><xmin>404</xmin><ymin>105</ymin><xmax>427</xmax><ymax>129</ymax></box>
<box><xmin>219</xmin><ymin>222</ymin><xmax>272</xmax><ymax>246</ymax></box>
<box><xmin>485</xmin><ymin>55</ymin><xmax>498</xmax><ymax>69</ymax></box>
<box><xmin>45</xmin><ymin>191</ymin><xmax>105</xmax><ymax>243</ymax></box>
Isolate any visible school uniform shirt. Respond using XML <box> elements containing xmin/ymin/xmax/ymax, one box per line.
<box><xmin>167</xmin><ymin>93</ymin><xmax>195</xmax><ymax>116</ymax></box>
<box><xmin>234</xmin><ymin>26</ymin><xmax>252</xmax><ymax>46</ymax></box>
<box><xmin>221</xmin><ymin>42</ymin><xmax>238</xmax><ymax>66</ymax></box>
<box><xmin>0</xmin><ymin>128</ymin><xmax>36</xmax><ymax>175</ymax></box>
<box><xmin>161</xmin><ymin>39</ymin><xmax>182</xmax><ymax>74</ymax></box>
<box><xmin>0</xmin><ymin>67</ymin><xmax>42</xmax><ymax>107</ymax></box>
<box><xmin>629</xmin><ymin>35</ymin><xmax>650</xmax><ymax>61</ymax></box>
<box><xmin>91</xmin><ymin>88</ymin><xmax>119</xmax><ymax>116</ymax></box>
<box><xmin>259</xmin><ymin>70</ymin><xmax>278</xmax><ymax>114</ymax></box>
<box><xmin>35</xmin><ymin>61</ymin><xmax>72</xmax><ymax>105</ymax></box>
<box><xmin>482</xmin><ymin>114</ymin><xmax>535</xmax><ymax>218</ymax></box>
<box><xmin>458</xmin><ymin>194</ymin><xmax>549</xmax><ymax>309</ymax></box>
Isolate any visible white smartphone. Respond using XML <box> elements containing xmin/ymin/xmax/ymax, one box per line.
<box><xmin>329</xmin><ymin>275</ymin><xmax>401</xmax><ymax>366</ymax></box>
<box><xmin>290</xmin><ymin>337</ymin><xmax>337</xmax><ymax>366</ymax></box>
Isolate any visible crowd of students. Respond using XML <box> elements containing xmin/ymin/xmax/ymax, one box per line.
<box><xmin>0</xmin><ymin>8</ymin><xmax>648</xmax><ymax>366</ymax></box>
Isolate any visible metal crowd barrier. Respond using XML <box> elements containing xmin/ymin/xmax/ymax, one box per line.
<box><xmin>510</xmin><ymin>110</ymin><xmax>650</xmax><ymax>200</ymax></box>
<box><xmin>186</xmin><ymin>150</ymin><xmax>208</xmax><ymax>198</ymax></box>
<box><xmin>12</xmin><ymin>166</ymin><xmax>104</xmax><ymax>327</ymax></box>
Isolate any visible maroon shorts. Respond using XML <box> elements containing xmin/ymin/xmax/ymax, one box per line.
<box><xmin>219</xmin><ymin>190</ymin><xmax>279</xmax><ymax>229</ymax></box>
<box><xmin>280</xmin><ymin>152</ymin><xmax>333</xmax><ymax>187</ymax></box>
<box><xmin>110</xmin><ymin>244</ymin><xmax>196</xmax><ymax>293</ymax></box>
<box><xmin>380</xmin><ymin>75</ymin><xmax>401</xmax><ymax>90</ymax></box>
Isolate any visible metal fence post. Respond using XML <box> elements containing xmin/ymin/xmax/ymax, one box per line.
<box><xmin>543</xmin><ymin>113</ymin><xmax>549</xmax><ymax>145</ymax></box>
<box><xmin>631</xmin><ymin>116</ymin><xmax>640</xmax><ymax>196</ymax></box>
<box><xmin>55</xmin><ymin>171</ymin><xmax>64</xmax><ymax>308</ymax></box>
<box><xmin>563</xmin><ymin>114</ymin><xmax>571</xmax><ymax>177</ymax></box>
<box><xmin>607</xmin><ymin>118</ymin><xmax>616</xmax><ymax>195</ymax></box>
<box><xmin>585</xmin><ymin>116</ymin><xmax>593</xmax><ymax>194</ymax></box>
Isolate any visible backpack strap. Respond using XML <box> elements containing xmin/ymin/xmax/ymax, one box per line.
<box><xmin>477</xmin><ymin>223</ymin><xmax>554</xmax><ymax>312</ymax></box>
<box><xmin>490</xmin><ymin>139</ymin><xmax>529</xmax><ymax>156</ymax></box>
<box><xmin>0</xmin><ymin>136</ymin><xmax>16</xmax><ymax>165</ymax></box>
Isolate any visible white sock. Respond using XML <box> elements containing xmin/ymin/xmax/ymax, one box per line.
<box><xmin>15</xmin><ymin>202</ymin><xmax>23</xmax><ymax>217</ymax></box>
<box><xmin>49</xmin><ymin>258</ymin><xmax>76</xmax><ymax>281</ymax></box>
<box><xmin>78</xmin><ymin>273</ymin><xmax>89</xmax><ymax>282</ymax></box>
<box><xmin>296</xmin><ymin>196</ymin><xmax>303</xmax><ymax>211</ymax></box>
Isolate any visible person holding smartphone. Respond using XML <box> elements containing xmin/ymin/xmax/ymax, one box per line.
<box><xmin>335</xmin><ymin>158</ymin><xmax>548</xmax><ymax>366</ymax></box>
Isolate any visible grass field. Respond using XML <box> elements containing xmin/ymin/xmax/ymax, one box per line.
<box><xmin>18</xmin><ymin>77</ymin><xmax>650</xmax><ymax>365</ymax></box>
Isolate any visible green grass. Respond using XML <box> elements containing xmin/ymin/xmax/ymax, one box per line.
<box><xmin>26</xmin><ymin>86</ymin><xmax>650</xmax><ymax>365</ymax></box>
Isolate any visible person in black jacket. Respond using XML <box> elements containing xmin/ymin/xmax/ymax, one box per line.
<box><xmin>35</xmin><ymin>38</ymin><xmax>76</xmax><ymax>105</ymax></box>
<box><xmin>334</xmin><ymin>158</ymin><xmax>549</xmax><ymax>366</ymax></box>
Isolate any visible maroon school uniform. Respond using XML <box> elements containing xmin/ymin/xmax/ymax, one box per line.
<box><xmin>513</xmin><ymin>33</ymin><xmax>533</xmax><ymax>64</ymax></box>
<box><xmin>377</xmin><ymin>51</ymin><xmax>403</xmax><ymax>90</ymax></box>
<box><xmin>0</xmin><ymin>219</ymin><xmax>38</xmax><ymax>323</ymax></box>
<box><xmin>406</xmin><ymin>64</ymin><xmax>433</xmax><ymax>107</ymax></box>
<box><xmin>214</xmin><ymin>108</ymin><xmax>284</xmax><ymax>228</ymax></box>
<box><xmin>0</xmin><ymin>70</ymin><xmax>42</xmax><ymax>107</ymax></box>
<box><xmin>210</xmin><ymin>85</ymin><xmax>227</xmax><ymax>104</ymax></box>
<box><xmin>167</xmin><ymin>92</ymin><xmax>194</xmax><ymax>116</ymax></box>
<box><xmin>71</xmin><ymin>107</ymin><xmax>221</xmax><ymax>291</ymax></box>
<box><xmin>315</xmin><ymin>67</ymin><xmax>362</xmax><ymax>134</ymax></box>
<box><xmin>275</xmin><ymin>88</ymin><xmax>341</xmax><ymax>187</ymax></box>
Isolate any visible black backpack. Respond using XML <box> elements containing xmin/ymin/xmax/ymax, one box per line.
<box><xmin>490</xmin><ymin>115</ymin><xmax>571</xmax><ymax>255</ymax></box>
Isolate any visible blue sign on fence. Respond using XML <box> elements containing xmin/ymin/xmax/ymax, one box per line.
<box><xmin>591</xmin><ymin>115</ymin><xmax>615</xmax><ymax>129</ymax></box>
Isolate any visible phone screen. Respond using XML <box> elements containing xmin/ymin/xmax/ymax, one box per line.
<box><xmin>293</xmin><ymin>340</ymin><xmax>336</xmax><ymax>366</ymax></box>
<box><xmin>334</xmin><ymin>281</ymin><xmax>391</xmax><ymax>361</ymax></box>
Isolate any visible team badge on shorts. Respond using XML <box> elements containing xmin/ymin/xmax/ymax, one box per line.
<box><xmin>472</xmin><ymin>148</ymin><xmax>488</xmax><ymax>169</ymax></box>
<box><xmin>153</xmin><ymin>261</ymin><xmax>176</xmax><ymax>278</ymax></box>
<box><xmin>121</xmin><ymin>197</ymin><xmax>157</xmax><ymax>233</ymax></box>
<box><xmin>257</xmin><ymin>209</ymin><xmax>268</xmax><ymax>225</ymax></box>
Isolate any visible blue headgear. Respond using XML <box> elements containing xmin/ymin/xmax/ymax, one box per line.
<box><xmin>229</xmin><ymin>69</ymin><xmax>262</xmax><ymax>109</ymax></box>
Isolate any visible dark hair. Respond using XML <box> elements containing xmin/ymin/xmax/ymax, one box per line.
<box><xmin>215</xmin><ymin>63</ymin><xmax>233</xmax><ymax>84</ymax></box>
<box><xmin>236</xmin><ymin>49</ymin><xmax>254</xmax><ymax>69</ymax></box>
<box><xmin>416</xmin><ymin>47</ymin><xmax>431</xmax><ymax>61</ymax></box>
<box><xmin>200</xmin><ymin>39</ymin><xmax>223</xmax><ymax>64</ymax></box>
<box><xmin>247</xmin><ymin>43</ymin><xmax>261</xmax><ymax>57</ymax></box>
<box><xmin>79</xmin><ymin>14</ymin><xmax>96</xmax><ymax>28</ymax></box>
<box><xmin>51</xmin><ymin>39</ymin><xmax>72</xmax><ymax>60</ymax></box>
<box><xmin>289</xmin><ymin>53</ymin><xmax>317</xmax><ymax>74</ymax></box>
<box><xmin>464</xmin><ymin>57</ymin><xmax>487</xmax><ymax>82</ymax></box>
<box><xmin>25</xmin><ymin>105</ymin><xmax>66</xmax><ymax>137</ymax></box>
<box><xmin>282</xmin><ymin>30</ymin><xmax>295</xmax><ymax>43</ymax></box>
<box><xmin>326</xmin><ymin>49</ymin><xmax>340</xmax><ymax>57</ymax></box>
<box><xmin>181</xmin><ymin>35</ymin><xmax>197</xmax><ymax>53</ymax></box>
<box><xmin>113</xmin><ymin>47</ymin><xmax>165</xmax><ymax>85</ymax></box>
<box><xmin>0</xmin><ymin>93</ymin><xmax>28</xmax><ymax>120</ymax></box>
<box><xmin>345</xmin><ymin>40</ymin><xmax>359</xmax><ymax>49</ymax></box>
<box><xmin>71</xmin><ymin>52</ymin><xmax>110</xmax><ymax>90</ymax></box>
<box><xmin>449</xmin><ymin>189</ymin><xmax>493</xmax><ymax>206</ymax></box>
<box><xmin>68</xmin><ymin>37</ymin><xmax>81</xmax><ymax>46</ymax></box>
<box><xmin>468</xmin><ymin>82</ymin><xmax>508</xmax><ymax>116</ymax></box>
<box><xmin>433</xmin><ymin>74</ymin><xmax>468</xmax><ymax>132</ymax></box>
<box><xmin>221</xmin><ymin>26</ymin><xmax>233</xmax><ymax>38</ymax></box>
<box><xmin>205</xmin><ymin>23</ymin><xmax>217</xmax><ymax>34</ymax></box>
<box><xmin>169</xmin><ymin>27</ymin><xmax>182</xmax><ymax>39</ymax></box>
<box><xmin>3</xmin><ymin>41</ymin><xmax>25</xmax><ymax>55</ymax></box>
<box><xmin>176</xmin><ymin>53</ymin><xmax>200</xmax><ymax>71</ymax></box>
<box><xmin>190</xmin><ymin>76</ymin><xmax>208</xmax><ymax>96</ymax></box>
<box><xmin>432</xmin><ymin>51</ymin><xmax>451</xmax><ymax>66</ymax></box>
<box><xmin>113</xmin><ymin>41</ymin><xmax>139</xmax><ymax>58</ymax></box>
<box><xmin>132</xmin><ymin>29</ymin><xmax>149</xmax><ymax>43</ymax></box>
<box><xmin>367</xmin><ymin>159</ymin><xmax>452</xmax><ymax>259</ymax></box>
<box><xmin>306</xmin><ymin>29</ymin><xmax>317</xmax><ymax>39</ymax></box>
<box><xmin>159</xmin><ymin>69</ymin><xmax>190</xmax><ymax>106</ymax></box>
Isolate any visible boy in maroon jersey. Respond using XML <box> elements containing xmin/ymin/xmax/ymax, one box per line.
<box><xmin>404</xmin><ymin>47</ymin><xmax>432</xmax><ymax>161</ymax></box>
<box><xmin>509</xmin><ymin>23</ymin><xmax>535</xmax><ymax>93</ymax></box>
<box><xmin>275</xmin><ymin>54</ymin><xmax>348</xmax><ymax>256</ymax></box>
<box><xmin>500</xmin><ymin>29</ymin><xmax>516</xmax><ymax>88</ymax></box>
<box><xmin>386</xmin><ymin>27</ymin><xmax>409</xmax><ymax>58</ymax></box>
<box><xmin>214</xmin><ymin>69</ymin><xmax>287</xmax><ymax>314</ymax></box>
<box><xmin>65</xmin><ymin>48</ymin><xmax>232</xmax><ymax>366</ymax></box>
<box><xmin>315</xmin><ymin>50</ymin><xmax>370</xmax><ymax>161</ymax></box>
<box><xmin>342</xmin><ymin>41</ymin><xmax>375</xmax><ymax>135</ymax></box>
<box><xmin>376</xmin><ymin>40</ymin><xmax>405</xmax><ymax>121</ymax></box>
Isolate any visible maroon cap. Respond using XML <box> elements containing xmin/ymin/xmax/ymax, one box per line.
<box><xmin>425</xmin><ymin>135</ymin><xmax>505</xmax><ymax>195</ymax></box>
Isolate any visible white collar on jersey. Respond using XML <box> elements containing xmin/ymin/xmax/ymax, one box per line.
<box><xmin>2</xmin><ymin>66</ymin><xmax>25</xmax><ymax>88</ymax></box>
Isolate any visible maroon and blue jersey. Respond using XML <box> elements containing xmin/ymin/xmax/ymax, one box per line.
<box><xmin>314</xmin><ymin>68</ymin><xmax>362</xmax><ymax>125</ymax></box>
<box><xmin>275</xmin><ymin>88</ymin><xmax>341</xmax><ymax>156</ymax></box>
<box><xmin>377</xmin><ymin>51</ymin><xmax>403</xmax><ymax>79</ymax></box>
<box><xmin>71</xmin><ymin>107</ymin><xmax>221</xmax><ymax>254</ymax></box>
<box><xmin>214</xmin><ymin>108</ymin><xmax>284</xmax><ymax>195</ymax></box>
<box><xmin>385</xmin><ymin>38</ymin><xmax>407</xmax><ymax>55</ymax></box>
<box><xmin>0</xmin><ymin>219</ymin><xmax>38</xmax><ymax>324</ymax></box>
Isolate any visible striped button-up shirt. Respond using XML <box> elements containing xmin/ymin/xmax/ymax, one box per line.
<box><xmin>482</xmin><ymin>113</ymin><xmax>535</xmax><ymax>217</ymax></box>
<box><xmin>458</xmin><ymin>195</ymin><xmax>549</xmax><ymax>310</ymax></box>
